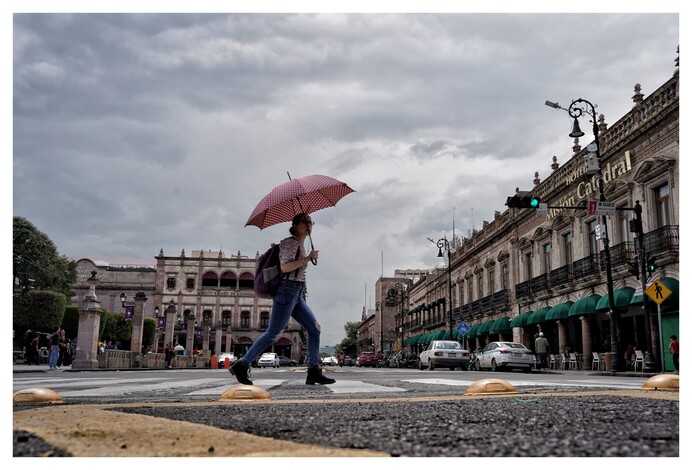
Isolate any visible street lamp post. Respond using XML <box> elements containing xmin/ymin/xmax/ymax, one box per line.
<box><xmin>375</xmin><ymin>301</ymin><xmax>383</xmax><ymax>355</ymax></box>
<box><xmin>428</xmin><ymin>237</ymin><xmax>454</xmax><ymax>340</ymax></box>
<box><xmin>546</xmin><ymin>98</ymin><xmax>623</xmax><ymax>372</ymax></box>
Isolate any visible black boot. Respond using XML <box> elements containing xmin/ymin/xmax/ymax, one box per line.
<box><xmin>306</xmin><ymin>366</ymin><xmax>335</xmax><ymax>385</ymax></box>
<box><xmin>230</xmin><ymin>360</ymin><xmax>253</xmax><ymax>385</ymax></box>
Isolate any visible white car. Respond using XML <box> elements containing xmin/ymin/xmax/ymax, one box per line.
<box><xmin>475</xmin><ymin>341</ymin><xmax>534</xmax><ymax>372</ymax></box>
<box><xmin>216</xmin><ymin>352</ymin><xmax>237</xmax><ymax>368</ymax></box>
<box><xmin>321</xmin><ymin>356</ymin><xmax>338</xmax><ymax>366</ymax></box>
<box><xmin>257</xmin><ymin>352</ymin><xmax>280</xmax><ymax>368</ymax></box>
<box><xmin>419</xmin><ymin>340</ymin><xmax>471</xmax><ymax>370</ymax></box>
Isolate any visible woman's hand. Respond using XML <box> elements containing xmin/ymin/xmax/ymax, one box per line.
<box><xmin>308</xmin><ymin>250</ymin><xmax>319</xmax><ymax>262</ymax></box>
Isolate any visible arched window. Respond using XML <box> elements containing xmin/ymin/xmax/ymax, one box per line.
<box><xmin>240</xmin><ymin>311</ymin><xmax>251</xmax><ymax>329</ymax></box>
<box><xmin>260</xmin><ymin>311</ymin><xmax>270</xmax><ymax>329</ymax></box>
<box><xmin>202</xmin><ymin>271</ymin><xmax>219</xmax><ymax>288</ymax></box>
<box><xmin>221</xmin><ymin>310</ymin><xmax>232</xmax><ymax>328</ymax></box>
<box><xmin>220</xmin><ymin>271</ymin><xmax>237</xmax><ymax>289</ymax></box>
<box><xmin>238</xmin><ymin>272</ymin><xmax>254</xmax><ymax>290</ymax></box>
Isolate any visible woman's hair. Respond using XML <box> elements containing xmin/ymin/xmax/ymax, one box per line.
<box><xmin>289</xmin><ymin>213</ymin><xmax>308</xmax><ymax>236</ymax></box>
<box><xmin>670</xmin><ymin>335</ymin><xmax>677</xmax><ymax>340</ymax></box>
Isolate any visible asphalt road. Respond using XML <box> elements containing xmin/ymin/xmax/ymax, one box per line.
<box><xmin>13</xmin><ymin>366</ymin><xmax>679</xmax><ymax>457</ymax></box>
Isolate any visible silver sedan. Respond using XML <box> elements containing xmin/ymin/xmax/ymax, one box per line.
<box><xmin>475</xmin><ymin>341</ymin><xmax>534</xmax><ymax>372</ymax></box>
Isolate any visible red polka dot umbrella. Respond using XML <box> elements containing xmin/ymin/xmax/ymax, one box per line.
<box><xmin>245</xmin><ymin>174</ymin><xmax>355</xmax><ymax>230</ymax></box>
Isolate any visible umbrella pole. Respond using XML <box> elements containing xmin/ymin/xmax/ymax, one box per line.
<box><xmin>288</xmin><ymin>172</ymin><xmax>318</xmax><ymax>266</ymax></box>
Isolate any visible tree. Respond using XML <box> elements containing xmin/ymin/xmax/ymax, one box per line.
<box><xmin>335</xmin><ymin>321</ymin><xmax>360</xmax><ymax>358</ymax></box>
<box><xmin>13</xmin><ymin>290</ymin><xmax>67</xmax><ymax>345</ymax></box>
<box><xmin>13</xmin><ymin>216</ymin><xmax>77</xmax><ymax>298</ymax></box>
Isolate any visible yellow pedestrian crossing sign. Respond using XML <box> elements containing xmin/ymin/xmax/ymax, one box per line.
<box><xmin>645</xmin><ymin>280</ymin><xmax>672</xmax><ymax>305</ymax></box>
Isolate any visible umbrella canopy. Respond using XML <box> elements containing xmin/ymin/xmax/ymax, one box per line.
<box><xmin>246</xmin><ymin>174</ymin><xmax>355</xmax><ymax>229</ymax></box>
<box><xmin>173</xmin><ymin>345</ymin><xmax>185</xmax><ymax>351</ymax></box>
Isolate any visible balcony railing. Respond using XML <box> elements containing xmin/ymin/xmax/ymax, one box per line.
<box><xmin>550</xmin><ymin>264</ymin><xmax>572</xmax><ymax>287</ymax></box>
<box><xmin>644</xmin><ymin>225</ymin><xmax>679</xmax><ymax>256</ymax></box>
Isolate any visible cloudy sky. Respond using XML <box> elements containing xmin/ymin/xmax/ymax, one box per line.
<box><xmin>8</xmin><ymin>4</ymin><xmax>681</xmax><ymax>347</ymax></box>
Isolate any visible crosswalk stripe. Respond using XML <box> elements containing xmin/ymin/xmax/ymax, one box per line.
<box><xmin>187</xmin><ymin>379</ymin><xmax>286</xmax><ymax>395</ymax></box>
<box><xmin>57</xmin><ymin>378</ymin><xmax>229</xmax><ymax>397</ymax></box>
<box><xmin>326</xmin><ymin>380</ymin><xmax>407</xmax><ymax>394</ymax></box>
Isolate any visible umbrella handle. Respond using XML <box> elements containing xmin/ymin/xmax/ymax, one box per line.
<box><xmin>309</xmin><ymin>235</ymin><xmax>318</xmax><ymax>266</ymax></box>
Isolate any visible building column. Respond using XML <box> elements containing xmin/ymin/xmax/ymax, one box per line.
<box><xmin>580</xmin><ymin>315</ymin><xmax>592</xmax><ymax>366</ymax></box>
<box><xmin>186</xmin><ymin>314</ymin><xmax>195</xmax><ymax>353</ymax></box>
<box><xmin>130</xmin><ymin>292</ymin><xmax>147</xmax><ymax>354</ymax></box>
<box><xmin>225</xmin><ymin>328</ymin><xmax>232</xmax><ymax>353</ymax></box>
<box><xmin>214</xmin><ymin>328</ymin><xmax>222</xmax><ymax>356</ymax></box>
<box><xmin>129</xmin><ymin>291</ymin><xmax>147</xmax><ymax>367</ymax></box>
<box><xmin>557</xmin><ymin>320</ymin><xmax>567</xmax><ymax>353</ymax></box>
<box><xmin>73</xmin><ymin>272</ymin><xmax>103</xmax><ymax>370</ymax></box>
<box><xmin>203</xmin><ymin>325</ymin><xmax>210</xmax><ymax>359</ymax></box>
<box><xmin>164</xmin><ymin>302</ymin><xmax>176</xmax><ymax>349</ymax></box>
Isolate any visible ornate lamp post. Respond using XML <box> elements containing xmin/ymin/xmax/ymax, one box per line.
<box><xmin>375</xmin><ymin>301</ymin><xmax>383</xmax><ymax>355</ymax></box>
<box><xmin>546</xmin><ymin>98</ymin><xmax>623</xmax><ymax>372</ymax></box>
<box><xmin>429</xmin><ymin>237</ymin><xmax>454</xmax><ymax>339</ymax></box>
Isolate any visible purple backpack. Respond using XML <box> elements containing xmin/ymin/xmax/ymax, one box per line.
<box><xmin>254</xmin><ymin>243</ymin><xmax>300</xmax><ymax>299</ymax></box>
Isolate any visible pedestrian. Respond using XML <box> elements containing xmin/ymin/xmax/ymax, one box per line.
<box><xmin>30</xmin><ymin>333</ymin><xmax>39</xmax><ymax>365</ymax></box>
<box><xmin>668</xmin><ymin>335</ymin><xmax>679</xmax><ymax>373</ymax></box>
<box><xmin>230</xmin><ymin>212</ymin><xmax>335</xmax><ymax>386</ymax></box>
<box><xmin>56</xmin><ymin>329</ymin><xmax>67</xmax><ymax>368</ymax></box>
<box><xmin>48</xmin><ymin>326</ymin><xmax>61</xmax><ymax>369</ymax></box>
<box><xmin>535</xmin><ymin>331</ymin><xmax>549</xmax><ymax>370</ymax></box>
<box><xmin>164</xmin><ymin>342</ymin><xmax>174</xmax><ymax>368</ymax></box>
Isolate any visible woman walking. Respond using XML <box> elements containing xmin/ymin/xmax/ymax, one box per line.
<box><xmin>231</xmin><ymin>213</ymin><xmax>335</xmax><ymax>386</ymax></box>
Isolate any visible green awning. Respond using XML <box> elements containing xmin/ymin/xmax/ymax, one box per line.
<box><xmin>466</xmin><ymin>323</ymin><xmax>480</xmax><ymax>339</ymax></box>
<box><xmin>489</xmin><ymin>316</ymin><xmax>512</xmax><ymax>334</ymax></box>
<box><xmin>510</xmin><ymin>311</ymin><xmax>532</xmax><ymax>328</ymax></box>
<box><xmin>477</xmin><ymin>320</ymin><xmax>493</xmax><ymax>335</ymax></box>
<box><xmin>429</xmin><ymin>330</ymin><xmax>446</xmax><ymax>341</ymax></box>
<box><xmin>596</xmin><ymin>287</ymin><xmax>635</xmax><ymax>311</ymax></box>
<box><xmin>442</xmin><ymin>329</ymin><xmax>463</xmax><ymax>341</ymax></box>
<box><xmin>403</xmin><ymin>334</ymin><xmax>419</xmax><ymax>346</ymax></box>
<box><xmin>568</xmin><ymin>295</ymin><xmax>601</xmax><ymax>317</ymax></box>
<box><xmin>546</xmin><ymin>301</ymin><xmax>574</xmax><ymax>321</ymax></box>
<box><xmin>527</xmin><ymin>306</ymin><xmax>551</xmax><ymax>325</ymax></box>
<box><xmin>417</xmin><ymin>333</ymin><xmax>432</xmax><ymax>345</ymax></box>
<box><xmin>631</xmin><ymin>278</ymin><xmax>679</xmax><ymax>306</ymax></box>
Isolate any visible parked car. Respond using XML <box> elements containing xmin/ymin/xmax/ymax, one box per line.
<box><xmin>357</xmin><ymin>352</ymin><xmax>378</xmax><ymax>367</ymax></box>
<box><xmin>475</xmin><ymin>341</ymin><xmax>534</xmax><ymax>372</ymax></box>
<box><xmin>216</xmin><ymin>352</ymin><xmax>237</xmax><ymax>368</ymax></box>
<box><xmin>321</xmin><ymin>356</ymin><xmax>338</xmax><ymax>366</ymax></box>
<box><xmin>278</xmin><ymin>355</ymin><xmax>297</xmax><ymax>367</ymax></box>
<box><xmin>418</xmin><ymin>340</ymin><xmax>470</xmax><ymax>370</ymax></box>
<box><xmin>257</xmin><ymin>352</ymin><xmax>280</xmax><ymax>368</ymax></box>
<box><xmin>342</xmin><ymin>356</ymin><xmax>354</xmax><ymax>367</ymax></box>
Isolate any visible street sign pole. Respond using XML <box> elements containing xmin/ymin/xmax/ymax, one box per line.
<box><xmin>657</xmin><ymin>303</ymin><xmax>664</xmax><ymax>373</ymax></box>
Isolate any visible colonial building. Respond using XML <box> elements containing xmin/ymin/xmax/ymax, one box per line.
<box><xmin>396</xmin><ymin>67</ymin><xmax>679</xmax><ymax>371</ymax></box>
<box><xmin>71</xmin><ymin>258</ymin><xmax>156</xmax><ymax>315</ymax></box>
<box><xmin>71</xmin><ymin>249</ymin><xmax>305</xmax><ymax>361</ymax></box>
<box><xmin>154</xmin><ymin>248</ymin><xmax>304</xmax><ymax>360</ymax></box>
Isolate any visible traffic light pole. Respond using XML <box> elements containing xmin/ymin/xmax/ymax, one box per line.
<box><xmin>634</xmin><ymin>202</ymin><xmax>658</xmax><ymax>371</ymax></box>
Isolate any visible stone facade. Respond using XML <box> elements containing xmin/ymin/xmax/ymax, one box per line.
<box><xmin>71</xmin><ymin>258</ymin><xmax>156</xmax><ymax>315</ymax></box>
<box><xmin>395</xmin><ymin>69</ymin><xmax>679</xmax><ymax>371</ymax></box>
<box><xmin>154</xmin><ymin>248</ymin><xmax>304</xmax><ymax>360</ymax></box>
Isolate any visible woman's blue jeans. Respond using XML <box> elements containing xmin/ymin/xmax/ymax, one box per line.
<box><xmin>240</xmin><ymin>280</ymin><xmax>321</xmax><ymax>368</ymax></box>
<box><xmin>49</xmin><ymin>345</ymin><xmax>60</xmax><ymax>368</ymax></box>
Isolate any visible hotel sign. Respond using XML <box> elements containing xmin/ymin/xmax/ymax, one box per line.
<box><xmin>547</xmin><ymin>150</ymin><xmax>633</xmax><ymax>221</ymax></box>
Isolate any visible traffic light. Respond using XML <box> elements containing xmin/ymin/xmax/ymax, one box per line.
<box><xmin>646</xmin><ymin>256</ymin><xmax>657</xmax><ymax>274</ymax></box>
<box><xmin>21</xmin><ymin>273</ymin><xmax>35</xmax><ymax>296</ymax></box>
<box><xmin>506</xmin><ymin>194</ymin><xmax>541</xmax><ymax>209</ymax></box>
<box><xmin>626</xmin><ymin>258</ymin><xmax>639</xmax><ymax>277</ymax></box>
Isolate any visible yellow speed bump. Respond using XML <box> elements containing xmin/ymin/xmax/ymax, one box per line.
<box><xmin>13</xmin><ymin>388</ymin><xmax>64</xmax><ymax>404</ymax></box>
<box><xmin>219</xmin><ymin>385</ymin><xmax>272</xmax><ymax>401</ymax></box>
<box><xmin>641</xmin><ymin>374</ymin><xmax>679</xmax><ymax>391</ymax></box>
<box><xmin>465</xmin><ymin>378</ymin><xmax>517</xmax><ymax>395</ymax></box>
